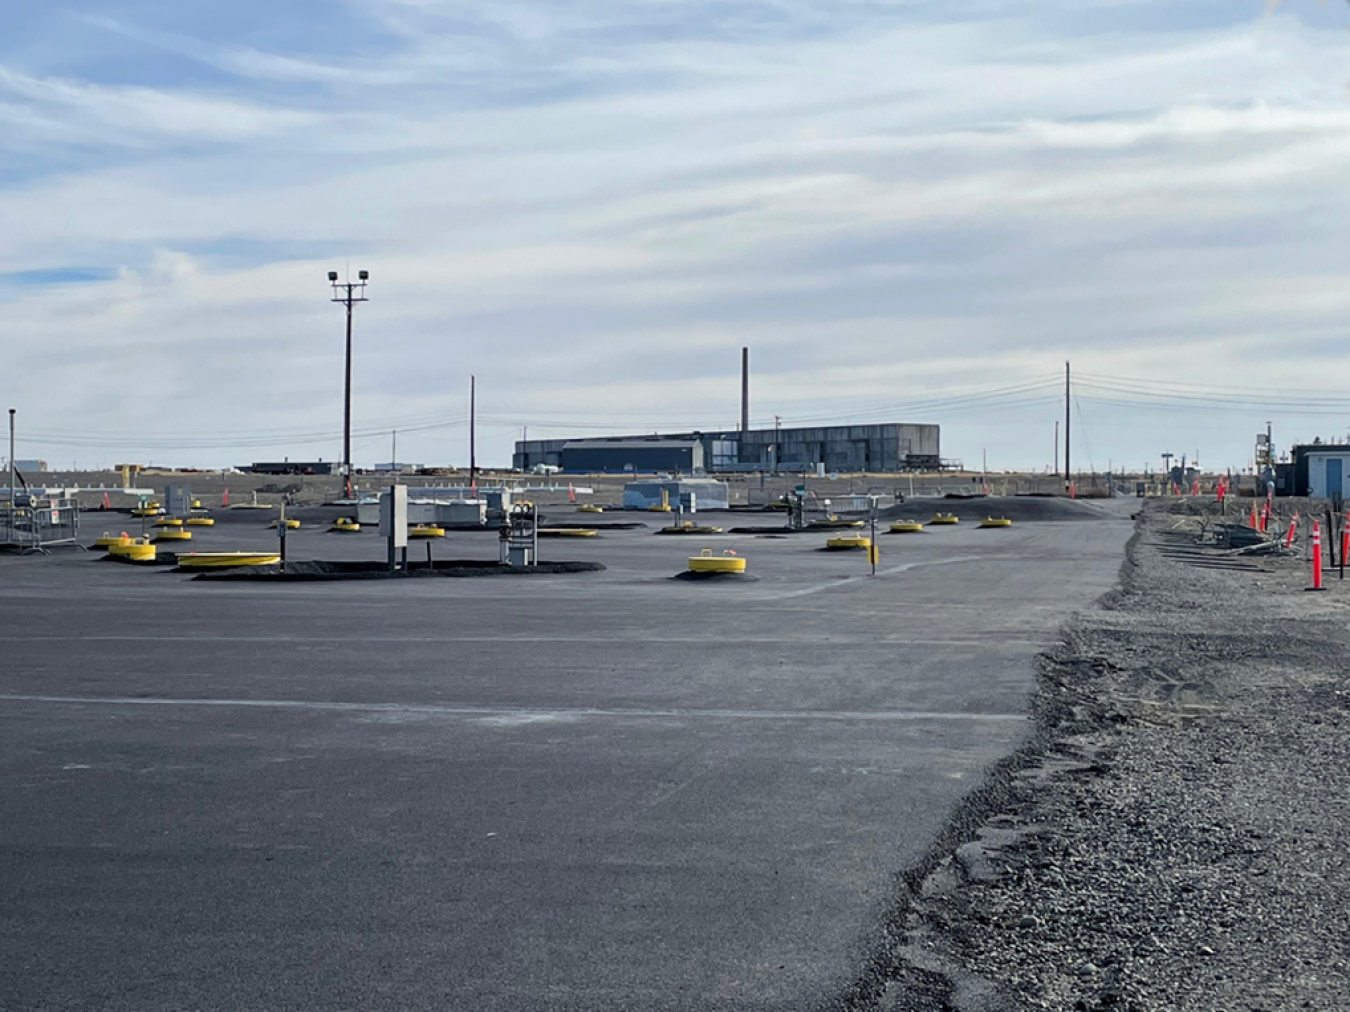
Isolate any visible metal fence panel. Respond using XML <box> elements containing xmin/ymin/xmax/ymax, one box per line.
<box><xmin>0</xmin><ymin>497</ymin><xmax>81</xmax><ymax>552</ymax></box>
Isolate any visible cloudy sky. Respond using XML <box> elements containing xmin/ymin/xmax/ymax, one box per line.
<box><xmin>3</xmin><ymin>0</ymin><xmax>1349</xmax><ymax>473</ymax></box>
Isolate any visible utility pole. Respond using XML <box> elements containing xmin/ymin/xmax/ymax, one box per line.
<box><xmin>469</xmin><ymin>375</ymin><xmax>477</xmax><ymax>492</ymax></box>
<box><xmin>1064</xmin><ymin>361</ymin><xmax>1071</xmax><ymax>493</ymax></box>
<box><xmin>1054</xmin><ymin>420</ymin><xmax>1059</xmax><ymax>476</ymax></box>
<box><xmin>773</xmin><ymin>414</ymin><xmax>781</xmax><ymax>473</ymax></box>
<box><xmin>328</xmin><ymin>269</ymin><xmax>370</xmax><ymax>500</ymax></box>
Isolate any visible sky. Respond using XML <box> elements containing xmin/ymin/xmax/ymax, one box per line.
<box><xmin>2</xmin><ymin>0</ymin><xmax>1349</xmax><ymax>474</ymax></box>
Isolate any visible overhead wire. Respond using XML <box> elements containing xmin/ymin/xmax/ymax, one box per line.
<box><xmin>1074</xmin><ymin>374</ymin><xmax>1350</xmax><ymax>412</ymax></box>
<box><xmin>19</xmin><ymin>375</ymin><xmax>1065</xmax><ymax>451</ymax></box>
<box><xmin>24</xmin><ymin>368</ymin><xmax>1350</xmax><ymax>458</ymax></box>
<box><xmin>23</xmin><ymin>414</ymin><xmax>470</xmax><ymax>451</ymax></box>
<box><xmin>480</xmin><ymin>377</ymin><xmax>1066</xmax><ymax>432</ymax></box>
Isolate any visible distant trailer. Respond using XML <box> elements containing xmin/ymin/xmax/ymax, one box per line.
<box><xmin>241</xmin><ymin>461</ymin><xmax>335</xmax><ymax>475</ymax></box>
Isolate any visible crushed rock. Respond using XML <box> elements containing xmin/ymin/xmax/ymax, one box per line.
<box><xmin>846</xmin><ymin>499</ymin><xmax>1350</xmax><ymax>1011</ymax></box>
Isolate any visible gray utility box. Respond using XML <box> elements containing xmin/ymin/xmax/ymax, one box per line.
<box><xmin>432</xmin><ymin>500</ymin><xmax>487</xmax><ymax>527</ymax></box>
<box><xmin>378</xmin><ymin>486</ymin><xmax>409</xmax><ymax>548</ymax></box>
<box><xmin>359</xmin><ymin>496</ymin><xmax>487</xmax><ymax>528</ymax></box>
<box><xmin>415</xmin><ymin>487</ymin><xmax>512</xmax><ymax>523</ymax></box>
<box><xmin>165</xmin><ymin>485</ymin><xmax>192</xmax><ymax>518</ymax></box>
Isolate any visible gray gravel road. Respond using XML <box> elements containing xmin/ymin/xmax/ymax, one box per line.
<box><xmin>878</xmin><ymin>499</ymin><xmax>1350</xmax><ymax>1011</ymax></box>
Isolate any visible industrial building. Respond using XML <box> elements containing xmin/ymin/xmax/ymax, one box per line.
<box><xmin>732</xmin><ymin>423</ymin><xmax>940</xmax><ymax>472</ymax></box>
<box><xmin>241</xmin><ymin>461</ymin><xmax>335</xmax><ymax>475</ymax></box>
<box><xmin>513</xmin><ymin>423</ymin><xmax>940</xmax><ymax>474</ymax></box>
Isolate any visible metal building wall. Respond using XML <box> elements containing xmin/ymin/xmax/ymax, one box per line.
<box><xmin>731</xmin><ymin>423</ymin><xmax>939</xmax><ymax>471</ymax></box>
<box><xmin>514</xmin><ymin>439</ymin><xmax>570</xmax><ymax>471</ymax></box>
<box><xmin>895</xmin><ymin>424</ymin><xmax>941</xmax><ymax>463</ymax></box>
<box><xmin>560</xmin><ymin>443</ymin><xmax>701</xmax><ymax>474</ymax></box>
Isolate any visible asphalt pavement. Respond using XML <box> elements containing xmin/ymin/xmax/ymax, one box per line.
<box><xmin>0</xmin><ymin>502</ymin><xmax>1133</xmax><ymax>1011</ymax></box>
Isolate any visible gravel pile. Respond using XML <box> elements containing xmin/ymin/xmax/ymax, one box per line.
<box><xmin>858</xmin><ymin>499</ymin><xmax>1350</xmax><ymax>1011</ymax></box>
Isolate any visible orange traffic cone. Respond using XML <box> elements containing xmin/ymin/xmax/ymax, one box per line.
<box><xmin>1342</xmin><ymin>511</ymin><xmax>1350</xmax><ymax>579</ymax></box>
<box><xmin>1310</xmin><ymin>519</ymin><xmax>1324</xmax><ymax>591</ymax></box>
<box><xmin>222</xmin><ymin>487</ymin><xmax>229</xmax><ymax>507</ymax></box>
<box><xmin>102</xmin><ymin>491</ymin><xmax>110</xmax><ymax>509</ymax></box>
<box><xmin>568</xmin><ymin>483</ymin><xmax>576</xmax><ymax>503</ymax></box>
<box><xmin>1284</xmin><ymin>511</ymin><xmax>1300</xmax><ymax>549</ymax></box>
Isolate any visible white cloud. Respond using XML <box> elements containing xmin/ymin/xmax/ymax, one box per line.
<box><xmin>0</xmin><ymin>66</ymin><xmax>315</xmax><ymax>146</ymax></box>
<box><xmin>3</xmin><ymin>4</ymin><xmax>1350</xmax><ymax>469</ymax></box>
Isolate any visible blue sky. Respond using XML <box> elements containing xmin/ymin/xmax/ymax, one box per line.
<box><xmin>2</xmin><ymin>0</ymin><xmax>1349</xmax><ymax>472</ymax></box>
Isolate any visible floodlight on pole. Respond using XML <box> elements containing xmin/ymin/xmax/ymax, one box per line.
<box><xmin>8</xmin><ymin>408</ymin><xmax>15</xmax><ymax>509</ymax></box>
<box><xmin>328</xmin><ymin>269</ymin><xmax>370</xmax><ymax>499</ymax></box>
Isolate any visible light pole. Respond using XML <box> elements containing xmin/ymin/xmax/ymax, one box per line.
<box><xmin>329</xmin><ymin>269</ymin><xmax>370</xmax><ymax>499</ymax></box>
<box><xmin>8</xmin><ymin>408</ymin><xmax>15</xmax><ymax>508</ymax></box>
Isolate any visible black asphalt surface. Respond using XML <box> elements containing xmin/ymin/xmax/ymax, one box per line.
<box><xmin>0</xmin><ymin>503</ymin><xmax>1132</xmax><ymax>1011</ymax></box>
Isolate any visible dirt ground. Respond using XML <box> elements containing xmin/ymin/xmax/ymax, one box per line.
<box><xmin>866</xmin><ymin>498</ymin><xmax>1350</xmax><ymax>1011</ymax></box>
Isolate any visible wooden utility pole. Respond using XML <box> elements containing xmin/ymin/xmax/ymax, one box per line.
<box><xmin>1064</xmin><ymin>361</ymin><xmax>1071</xmax><ymax>493</ymax></box>
<box><xmin>469</xmin><ymin>375</ymin><xmax>477</xmax><ymax>492</ymax></box>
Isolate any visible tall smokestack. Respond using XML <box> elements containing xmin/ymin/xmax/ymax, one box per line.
<box><xmin>740</xmin><ymin>347</ymin><xmax>749</xmax><ymax>433</ymax></box>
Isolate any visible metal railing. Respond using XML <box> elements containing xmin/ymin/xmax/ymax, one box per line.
<box><xmin>0</xmin><ymin>496</ymin><xmax>81</xmax><ymax>553</ymax></box>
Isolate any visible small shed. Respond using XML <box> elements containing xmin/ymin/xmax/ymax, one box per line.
<box><xmin>623</xmin><ymin>479</ymin><xmax>729</xmax><ymax>512</ymax></box>
<box><xmin>1294</xmin><ymin>444</ymin><xmax>1350</xmax><ymax>498</ymax></box>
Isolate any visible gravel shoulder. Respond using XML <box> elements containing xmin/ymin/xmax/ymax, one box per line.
<box><xmin>856</xmin><ymin>498</ymin><xmax>1350</xmax><ymax>1011</ymax></box>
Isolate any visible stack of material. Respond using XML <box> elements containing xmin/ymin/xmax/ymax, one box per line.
<box><xmin>1211</xmin><ymin>522</ymin><xmax>1274</xmax><ymax>550</ymax></box>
